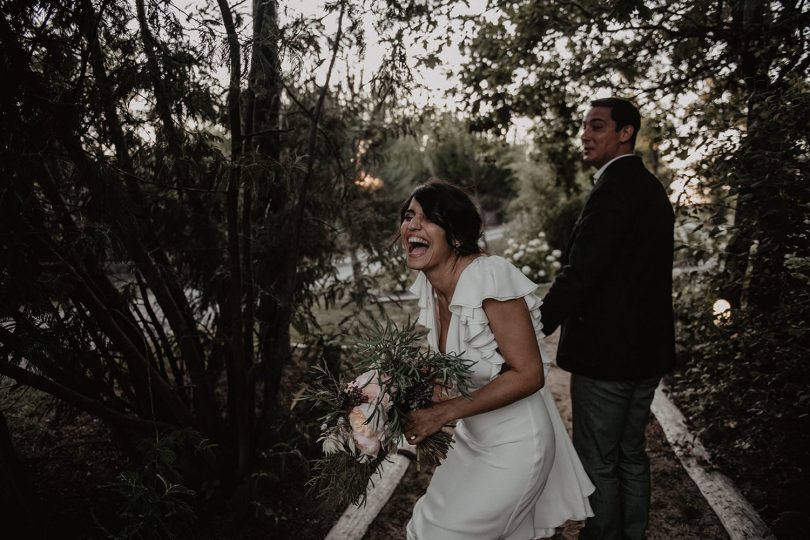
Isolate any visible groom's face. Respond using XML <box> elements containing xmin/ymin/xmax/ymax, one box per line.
<box><xmin>581</xmin><ymin>106</ymin><xmax>631</xmax><ymax>168</ymax></box>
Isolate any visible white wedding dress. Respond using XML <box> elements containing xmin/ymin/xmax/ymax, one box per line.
<box><xmin>406</xmin><ymin>256</ymin><xmax>594</xmax><ymax>540</ymax></box>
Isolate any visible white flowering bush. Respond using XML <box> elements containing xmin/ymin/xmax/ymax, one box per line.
<box><xmin>502</xmin><ymin>231</ymin><xmax>562</xmax><ymax>283</ymax></box>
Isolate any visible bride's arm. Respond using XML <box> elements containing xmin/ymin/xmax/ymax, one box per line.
<box><xmin>404</xmin><ymin>297</ymin><xmax>545</xmax><ymax>444</ymax></box>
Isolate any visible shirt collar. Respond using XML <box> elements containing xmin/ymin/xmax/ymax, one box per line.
<box><xmin>592</xmin><ymin>153</ymin><xmax>635</xmax><ymax>184</ymax></box>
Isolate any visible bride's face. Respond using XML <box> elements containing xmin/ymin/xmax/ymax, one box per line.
<box><xmin>400</xmin><ymin>198</ymin><xmax>454</xmax><ymax>272</ymax></box>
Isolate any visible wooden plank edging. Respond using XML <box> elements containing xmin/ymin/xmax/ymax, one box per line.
<box><xmin>324</xmin><ymin>452</ymin><xmax>411</xmax><ymax>540</ymax></box>
<box><xmin>651</xmin><ymin>383</ymin><xmax>776</xmax><ymax>540</ymax></box>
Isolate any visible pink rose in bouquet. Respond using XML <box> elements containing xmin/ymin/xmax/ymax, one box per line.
<box><xmin>346</xmin><ymin>370</ymin><xmax>392</xmax><ymax>459</ymax></box>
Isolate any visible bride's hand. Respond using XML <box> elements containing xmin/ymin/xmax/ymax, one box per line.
<box><xmin>404</xmin><ymin>403</ymin><xmax>452</xmax><ymax>445</ymax></box>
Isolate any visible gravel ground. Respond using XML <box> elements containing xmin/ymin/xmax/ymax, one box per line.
<box><xmin>363</xmin><ymin>334</ymin><xmax>729</xmax><ymax>539</ymax></box>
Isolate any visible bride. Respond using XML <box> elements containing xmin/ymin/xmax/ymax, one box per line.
<box><xmin>398</xmin><ymin>181</ymin><xmax>594</xmax><ymax>539</ymax></box>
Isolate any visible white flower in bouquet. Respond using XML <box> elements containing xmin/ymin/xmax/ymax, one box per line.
<box><xmin>529</xmin><ymin>239</ymin><xmax>540</xmax><ymax>247</ymax></box>
<box><xmin>521</xmin><ymin>265</ymin><xmax>532</xmax><ymax>275</ymax></box>
<box><xmin>540</xmin><ymin>242</ymin><xmax>549</xmax><ymax>251</ymax></box>
<box><xmin>551</xmin><ymin>261</ymin><xmax>561</xmax><ymax>270</ymax></box>
<box><xmin>552</xmin><ymin>249</ymin><xmax>562</xmax><ymax>258</ymax></box>
<box><xmin>320</xmin><ymin>427</ymin><xmax>350</xmax><ymax>455</ymax></box>
<box><xmin>545</xmin><ymin>254</ymin><xmax>556</xmax><ymax>262</ymax></box>
<box><xmin>538</xmin><ymin>269</ymin><xmax>547</xmax><ymax>278</ymax></box>
<box><xmin>513</xmin><ymin>250</ymin><xmax>525</xmax><ymax>260</ymax></box>
<box><xmin>537</xmin><ymin>232</ymin><xmax>546</xmax><ymax>238</ymax></box>
<box><xmin>508</xmin><ymin>238</ymin><xmax>517</xmax><ymax>247</ymax></box>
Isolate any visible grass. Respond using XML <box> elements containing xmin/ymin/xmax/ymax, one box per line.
<box><xmin>291</xmin><ymin>296</ymin><xmax>421</xmax><ymax>345</ymax></box>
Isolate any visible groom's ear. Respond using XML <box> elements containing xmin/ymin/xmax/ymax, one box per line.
<box><xmin>619</xmin><ymin>124</ymin><xmax>635</xmax><ymax>145</ymax></box>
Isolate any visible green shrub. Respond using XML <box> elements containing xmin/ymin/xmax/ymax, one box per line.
<box><xmin>98</xmin><ymin>430</ymin><xmax>210</xmax><ymax>539</ymax></box>
<box><xmin>543</xmin><ymin>195</ymin><xmax>584</xmax><ymax>252</ymax></box>
<box><xmin>668</xmin><ymin>269</ymin><xmax>810</xmax><ymax>532</ymax></box>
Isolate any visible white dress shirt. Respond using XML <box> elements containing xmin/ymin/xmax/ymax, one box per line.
<box><xmin>593</xmin><ymin>153</ymin><xmax>635</xmax><ymax>184</ymax></box>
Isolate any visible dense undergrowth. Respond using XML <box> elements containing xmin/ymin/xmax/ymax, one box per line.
<box><xmin>668</xmin><ymin>274</ymin><xmax>810</xmax><ymax>539</ymax></box>
<box><xmin>0</xmin><ymin>347</ymin><xmax>340</xmax><ymax>540</ymax></box>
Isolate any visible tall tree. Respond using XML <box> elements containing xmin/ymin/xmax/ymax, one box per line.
<box><xmin>0</xmin><ymin>1</ymin><xmax>408</xmax><ymax>518</ymax></box>
<box><xmin>398</xmin><ymin>1</ymin><xmax>809</xmax><ymax>532</ymax></box>
<box><xmin>401</xmin><ymin>0</ymin><xmax>808</xmax><ymax>312</ymax></box>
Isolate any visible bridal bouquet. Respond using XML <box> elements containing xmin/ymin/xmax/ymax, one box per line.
<box><xmin>305</xmin><ymin>318</ymin><xmax>473</xmax><ymax>508</ymax></box>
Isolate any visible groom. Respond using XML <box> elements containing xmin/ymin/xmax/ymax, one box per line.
<box><xmin>540</xmin><ymin>98</ymin><xmax>675</xmax><ymax>540</ymax></box>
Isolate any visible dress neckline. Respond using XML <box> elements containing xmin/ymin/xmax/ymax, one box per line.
<box><xmin>432</xmin><ymin>255</ymin><xmax>484</xmax><ymax>353</ymax></box>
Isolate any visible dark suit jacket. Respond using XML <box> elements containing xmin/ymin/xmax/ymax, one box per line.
<box><xmin>541</xmin><ymin>155</ymin><xmax>675</xmax><ymax>380</ymax></box>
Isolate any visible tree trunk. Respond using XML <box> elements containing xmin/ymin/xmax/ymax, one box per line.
<box><xmin>0</xmin><ymin>411</ymin><xmax>39</xmax><ymax>534</ymax></box>
<box><xmin>216</xmin><ymin>0</ymin><xmax>253</xmax><ymax>482</ymax></box>
<box><xmin>722</xmin><ymin>0</ymin><xmax>772</xmax><ymax>310</ymax></box>
<box><xmin>245</xmin><ymin>0</ymin><xmax>293</xmax><ymax>423</ymax></box>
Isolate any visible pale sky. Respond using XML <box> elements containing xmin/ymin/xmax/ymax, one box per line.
<box><xmin>173</xmin><ymin>1</ymin><xmax>701</xmax><ymax>199</ymax></box>
<box><xmin>282</xmin><ymin>1</ymin><xmax>709</xmax><ymax>201</ymax></box>
<box><xmin>286</xmin><ymin>1</ymin><xmax>473</xmax><ymax>104</ymax></box>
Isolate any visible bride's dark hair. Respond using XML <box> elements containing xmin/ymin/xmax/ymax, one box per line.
<box><xmin>396</xmin><ymin>180</ymin><xmax>484</xmax><ymax>256</ymax></box>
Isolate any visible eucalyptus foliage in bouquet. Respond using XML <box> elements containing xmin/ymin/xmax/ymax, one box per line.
<box><xmin>305</xmin><ymin>318</ymin><xmax>473</xmax><ymax>508</ymax></box>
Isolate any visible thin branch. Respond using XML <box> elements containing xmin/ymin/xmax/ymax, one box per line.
<box><xmin>294</xmin><ymin>0</ymin><xmax>345</xmax><ymax>247</ymax></box>
<box><xmin>28</xmin><ymin>166</ymin><xmax>172</xmax><ymax>417</ymax></box>
<box><xmin>556</xmin><ymin>0</ymin><xmax>596</xmax><ymax>19</ymax></box>
<box><xmin>134</xmin><ymin>272</ymin><xmax>186</xmax><ymax>398</ymax></box>
<box><xmin>76</xmin><ymin>1</ymin><xmax>214</xmax><ymax>405</ymax></box>
<box><xmin>130</xmin><ymin>295</ymin><xmax>169</xmax><ymax>379</ymax></box>
<box><xmin>72</xmin><ymin>303</ymin><xmax>139</xmax><ymax>406</ymax></box>
<box><xmin>257</xmin><ymin>2</ymin><xmax>346</xmax><ymax>411</ymax></box>
<box><xmin>0</xmin><ymin>361</ymin><xmax>164</xmax><ymax>435</ymax></box>
<box><xmin>27</xmin><ymin>222</ymin><xmax>193</xmax><ymax>427</ymax></box>
<box><xmin>241</xmin><ymin>127</ymin><xmax>294</xmax><ymax>139</ymax></box>
<box><xmin>135</xmin><ymin>0</ymin><xmax>183</xmax><ymax>155</ymax></box>
<box><xmin>217</xmin><ymin>0</ymin><xmax>251</xmax><ymax>480</ymax></box>
<box><xmin>280</xmin><ymin>79</ymin><xmax>314</xmax><ymax>118</ymax></box>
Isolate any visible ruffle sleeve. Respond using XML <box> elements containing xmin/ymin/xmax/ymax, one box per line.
<box><xmin>450</xmin><ymin>256</ymin><xmax>551</xmax><ymax>381</ymax></box>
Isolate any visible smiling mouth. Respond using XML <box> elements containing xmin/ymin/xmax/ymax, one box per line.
<box><xmin>407</xmin><ymin>236</ymin><xmax>430</xmax><ymax>256</ymax></box>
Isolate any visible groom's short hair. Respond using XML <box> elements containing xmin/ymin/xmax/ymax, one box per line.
<box><xmin>590</xmin><ymin>97</ymin><xmax>641</xmax><ymax>148</ymax></box>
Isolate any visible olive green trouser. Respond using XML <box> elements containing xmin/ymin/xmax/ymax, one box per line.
<box><xmin>572</xmin><ymin>374</ymin><xmax>661</xmax><ymax>540</ymax></box>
